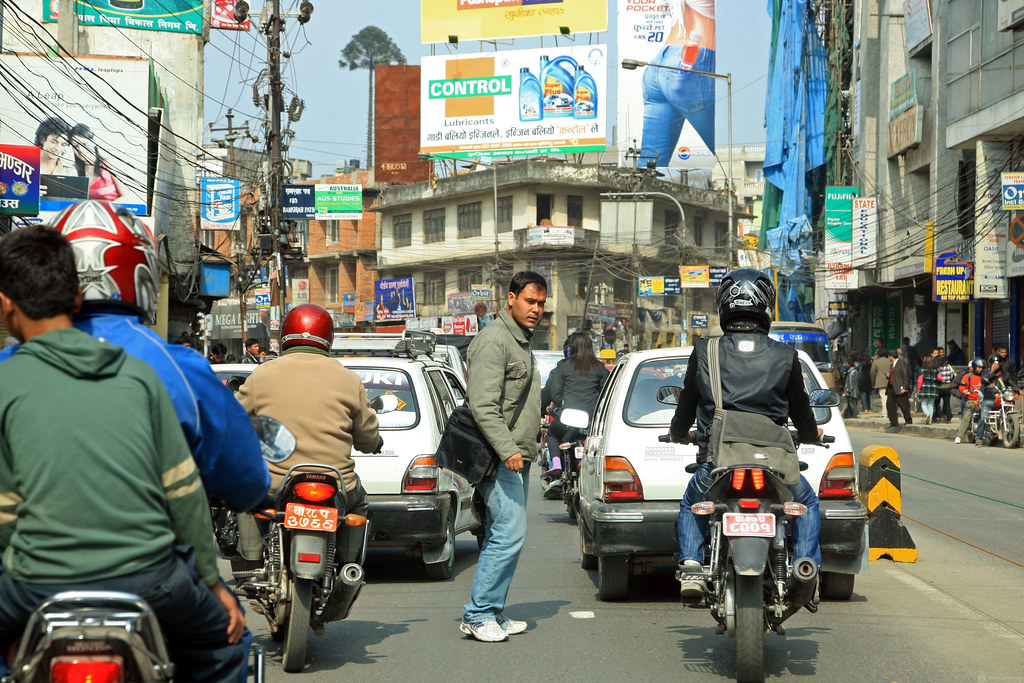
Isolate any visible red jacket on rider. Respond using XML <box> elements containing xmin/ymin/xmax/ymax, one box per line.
<box><xmin>958</xmin><ymin>372</ymin><xmax>982</xmax><ymax>401</ymax></box>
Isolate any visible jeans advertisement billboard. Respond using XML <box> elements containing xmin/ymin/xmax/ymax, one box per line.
<box><xmin>617</xmin><ymin>0</ymin><xmax>716</xmax><ymax>169</ymax></box>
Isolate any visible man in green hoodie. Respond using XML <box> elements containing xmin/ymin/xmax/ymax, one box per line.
<box><xmin>0</xmin><ymin>226</ymin><xmax>244</xmax><ymax>682</ymax></box>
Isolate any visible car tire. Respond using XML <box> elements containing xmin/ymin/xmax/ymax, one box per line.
<box><xmin>820</xmin><ymin>571</ymin><xmax>855</xmax><ymax>600</ymax></box>
<box><xmin>579</xmin><ymin>523</ymin><xmax>597</xmax><ymax>570</ymax></box>
<box><xmin>424</xmin><ymin>510</ymin><xmax>456</xmax><ymax>581</ymax></box>
<box><xmin>597</xmin><ymin>555</ymin><xmax>629</xmax><ymax>601</ymax></box>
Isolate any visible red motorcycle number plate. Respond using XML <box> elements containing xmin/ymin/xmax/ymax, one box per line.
<box><xmin>284</xmin><ymin>503</ymin><xmax>338</xmax><ymax>532</ymax></box>
<box><xmin>722</xmin><ymin>513</ymin><xmax>776</xmax><ymax>537</ymax></box>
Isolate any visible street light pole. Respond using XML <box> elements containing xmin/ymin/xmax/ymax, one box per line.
<box><xmin>621</xmin><ymin>59</ymin><xmax>734</xmax><ymax>268</ymax></box>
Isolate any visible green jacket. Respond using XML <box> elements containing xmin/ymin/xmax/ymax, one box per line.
<box><xmin>0</xmin><ymin>328</ymin><xmax>218</xmax><ymax>585</ymax></box>
<box><xmin>467</xmin><ymin>309</ymin><xmax>541</xmax><ymax>462</ymax></box>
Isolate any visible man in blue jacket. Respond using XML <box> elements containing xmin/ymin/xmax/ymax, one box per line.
<box><xmin>0</xmin><ymin>201</ymin><xmax>269</xmax><ymax>511</ymax></box>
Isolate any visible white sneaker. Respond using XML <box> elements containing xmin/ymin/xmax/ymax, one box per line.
<box><xmin>460</xmin><ymin>619</ymin><xmax>509</xmax><ymax>642</ymax></box>
<box><xmin>954</xmin><ymin>437</ymin><xmax>962</xmax><ymax>444</ymax></box>
<box><xmin>495</xmin><ymin>612</ymin><xmax>527</xmax><ymax>635</ymax></box>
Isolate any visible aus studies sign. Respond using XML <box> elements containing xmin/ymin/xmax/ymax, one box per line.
<box><xmin>933</xmin><ymin>250</ymin><xmax>974</xmax><ymax>302</ymax></box>
<box><xmin>1001</xmin><ymin>173</ymin><xmax>1024</xmax><ymax>211</ymax></box>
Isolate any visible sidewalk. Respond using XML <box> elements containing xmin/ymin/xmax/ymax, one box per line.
<box><xmin>843</xmin><ymin>406</ymin><xmax>962</xmax><ymax>441</ymax></box>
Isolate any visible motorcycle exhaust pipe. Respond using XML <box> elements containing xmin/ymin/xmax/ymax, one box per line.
<box><xmin>316</xmin><ymin>563</ymin><xmax>365</xmax><ymax>625</ymax></box>
<box><xmin>787</xmin><ymin>557</ymin><xmax>819</xmax><ymax>607</ymax></box>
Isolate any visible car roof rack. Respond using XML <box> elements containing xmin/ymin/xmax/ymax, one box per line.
<box><xmin>330</xmin><ymin>330</ymin><xmax>436</xmax><ymax>359</ymax></box>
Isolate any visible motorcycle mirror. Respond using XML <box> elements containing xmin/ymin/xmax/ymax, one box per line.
<box><xmin>370</xmin><ymin>393</ymin><xmax>401</xmax><ymax>414</ymax></box>
<box><xmin>809</xmin><ymin>389</ymin><xmax>841</xmax><ymax>408</ymax></box>
<box><xmin>250</xmin><ymin>415</ymin><xmax>297</xmax><ymax>463</ymax></box>
<box><xmin>559</xmin><ymin>408</ymin><xmax>590</xmax><ymax>429</ymax></box>
<box><xmin>656</xmin><ymin>384</ymin><xmax>683</xmax><ymax>405</ymax></box>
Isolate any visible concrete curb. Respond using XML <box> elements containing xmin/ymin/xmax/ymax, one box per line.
<box><xmin>844</xmin><ymin>415</ymin><xmax>959</xmax><ymax>441</ymax></box>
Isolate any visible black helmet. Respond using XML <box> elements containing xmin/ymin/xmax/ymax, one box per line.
<box><xmin>971</xmin><ymin>358</ymin><xmax>985</xmax><ymax>371</ymax></box>
<box><xmin>716</xmin><ymin>268</ymin><xmax>776</xmax><ymax>331</ymax></box>
<box><xmin>988</xmin><ymin>353</ymin><xmax>1001</xmax><ymax>365</ymax></box>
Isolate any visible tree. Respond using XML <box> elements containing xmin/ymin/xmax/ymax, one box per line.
<box><xmin>338</xmin><ymin>26</ymin><xmax>406</xmax><ymax>171</ymax></box>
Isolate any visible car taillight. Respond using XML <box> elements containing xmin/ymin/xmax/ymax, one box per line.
<box><xmin>819</xmin><ymin>452</ymin><xmax>856</xmax><ymax>499</ymax></box>
<box><xmin>403</xmin><ymin>456</ymin><xmax>438</xmax><ymax>493</ymax></box>
<box><xmin>294</xmin><ymin>482</ymin><xmax>336</xmax><ymax>502</ymax></box>
<box><xmin>603</xmin><ymin>456</ymin><xmax>644</xmax><ymax>502</ymax></box>
<box><xmin>51</xmin><ymin>656</ymin><xmax>124</xmax><ymax>683</ymax></box>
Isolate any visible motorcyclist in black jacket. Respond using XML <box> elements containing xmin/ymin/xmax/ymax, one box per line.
<box><xmin>668</xmin><ymin>269</ymin><xmax>822</xmax><ymax>601</ymax></box>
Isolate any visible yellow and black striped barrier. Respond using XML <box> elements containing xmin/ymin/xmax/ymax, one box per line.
<box><xmin>858</xmin><ymin>445</ymin><xmax>917</xmax><ymax>562</ymax></box>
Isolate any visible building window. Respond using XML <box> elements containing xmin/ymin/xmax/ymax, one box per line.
<box><xmin>665</xmin><ymin>209</ymin><xmax>681</xmax><ymax>242</ymax></box>
<box><xmin>567</xmin><ymin>195</ymin><xmax>583</xmax><ymax>228</ymax></box>
<box><xmin>457</xmin><ymin>201</ymin><xmax>482</xmax><ymax>239</ymax></box>
<box><xmin>458</xmin><ymin>267</ymin><xmax>481</xmax><ymax>293</ymax></box>
<box><xmin>393</xmin><ymin>213</ymin><xmax>412</xmax><ymax>248</ymax></box>
<box><xmin>424</xmin><ymin>271</ymin><xmax>445</xmax><ymax>305</ymax></box>
<box><xmin>200</xmin><ymin>230</ymin><xmax>220</xmax><ymax>250</ymax></box>
<box><xmin>326</xmin><ymin>266</ymin><xmax>339</xmax><ymax>304</ymax></box>
<box><xmin>537</xmin><ymin>193</ymin><xmax>553</xmax><ymax>224</ymax></box>
<box><xmin>292</xmin><ymin>221</ymin><xmax>308</xmax><ymax>249</ymax></box>
<box><xmin>715</xmin><ymin>220</ymin><xmax>729</xmax><ymax>247</ymax></box>
<box><xmin>325</xmin><ymin>220</ymin><xmax>340</xmax><ymax>244</ymax></box>
<box><xmin>424</xmin><ymin>208</ymin><xmax>445</xmax><ymax>244</ymax></box>
<box><xmin>693</xmin><ymin>215</ymin><xmax>705</xmax><ymax>246</ymax></box>
<box><xmin>497</xmin><ymin>195</ymin><xmax>513</xmax><ymax>233</ymax></box>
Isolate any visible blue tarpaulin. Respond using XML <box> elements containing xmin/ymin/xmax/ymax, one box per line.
<box><xmin>762</xmin><ymin>0</ymin><xmax>827</xmax><ymax>321</ymax></box>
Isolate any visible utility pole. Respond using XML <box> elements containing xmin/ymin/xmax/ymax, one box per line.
<box><xmin>267</xmin><ymin>0</ymin><xmax>285</xmax><ymax>352</ymax></box>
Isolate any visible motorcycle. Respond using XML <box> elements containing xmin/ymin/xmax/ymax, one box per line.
<box><xmin>234</xmin><ymin>408</ymin><xmax>391</xmax><ymax>673</ymax></box>
<box><xmin>985</xmin><ymin>380</ymin><xmax>1019</xmax><ymax>448</ymax></box>
<box><xmin>658</xmin><ymin>388</ymin><xmax>840</xmax><ymax>683</ymax></box>
<box><xmin>555</xmin><ymin>408</ymin><xmax>590</xmax><ymax>521</ymax></box>
<box><xmin>0</xmin><ymin>418</ymin><xmax>296</xmax><ymax>683</ymax></box>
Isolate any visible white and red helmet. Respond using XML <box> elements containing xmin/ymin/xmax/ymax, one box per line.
<box><xmin>50</xmin><ymin>200</ymin><xmax>159</xmax><ymax>323</ymax></box>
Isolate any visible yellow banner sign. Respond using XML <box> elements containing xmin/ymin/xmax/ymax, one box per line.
<box><xmin>421</xmin><ymin>0</ymin><xmax>607</xmax><ymax>43</ymax></box>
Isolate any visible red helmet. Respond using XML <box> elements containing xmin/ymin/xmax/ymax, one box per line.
<box><xmin>50</xmin><ymin>200</ymin><xmax>159</xmax><ymax>323</ymax></box>
<box><xmin>281</xmin><ymin>304</ymin><xmax>334</xmax><ymax>352</ymax></box>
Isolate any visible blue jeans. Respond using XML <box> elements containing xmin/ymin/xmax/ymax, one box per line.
<box><xmin>678</xmin><ymin>462</ymin><xmax>822</xmax><ymax>565</ymax></box>
<box><xmin>859</xmin><ymin>390</ymin><xmax>871</xmax><ymax>412</ymax></box>
<box><xmin>639</xmin><ymin>45</ymin><xmax>717</xmax><ymax>166</ymax></box>
<box><xmin>976</xmin><ymin>398</ymin><xmax>995</xmax><ymax>443</ymax></box>
<box><xmin>463</xmin><ymin>462</ymin><xmax>531</xmax><ymax>622</ymax></box>
<box><xmin>0</xmin><ymin>553</ymin><xmax>245</xmax><ymax>683</ymax></box>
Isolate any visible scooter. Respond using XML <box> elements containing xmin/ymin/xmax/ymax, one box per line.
<box><xmin>555</xmin><ymin>408</ymin><xmax>590</xmax><ymax>521</ymax></box>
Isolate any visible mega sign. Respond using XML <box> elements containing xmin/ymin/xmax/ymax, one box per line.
<box><xmin>419</xmin><ymin>45</ymin><xmax>607</xmax><ymax>158</ymax></box>
<box><xmin>421</xmin><ymin>0</ymin><xmax>607</xmax><ymax>43</ymax></box>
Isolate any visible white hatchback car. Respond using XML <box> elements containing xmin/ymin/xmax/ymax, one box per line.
<box><xmin>577</xmin><ymin>346</ymin><xmax>868</xmax><ymax>601</ymax></box>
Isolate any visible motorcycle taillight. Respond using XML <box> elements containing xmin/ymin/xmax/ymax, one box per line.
<box><xmin>51</xmin><ymin>656</ymin><xmax>124</xmax><ymax>683</ymax></box>
<box><xmin>294</xmin><ymin>482</ymin><xmax>336</xmax><ymax>502</ymax></box>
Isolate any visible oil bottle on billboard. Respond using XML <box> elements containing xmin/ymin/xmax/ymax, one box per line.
<box><xmin>519</xmin><ymin>67</ymin><xmax>543</xmax><ymax>122</ymax></box>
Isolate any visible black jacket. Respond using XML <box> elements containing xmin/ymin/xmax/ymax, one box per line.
<box><xmin>980</xmin><ymin>367</ymin><xmax>1004</xmax><ymax>399</ymax></box>
<box><xmin>670</xmin><ymin>331</ymin><xmax>818</xmax><ymax>462</ymax></box>
<box><xmin>550</xmin><ymin>362</ymin><xmax>608</xmax><ymax>418</ymax></box>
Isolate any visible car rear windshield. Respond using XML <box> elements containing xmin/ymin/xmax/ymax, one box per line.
<box><xmin>623</xmin><ymin>356</ymin><xmax>829</xmax><ymax>426</ymax></box>
<box><xmin>623</xmin><ymin>358</ymin><xmax>689</xmax><ymax>426</ymax></box>
<box><xmin>349</xmin><ymin>368</ymin><xmax>419</xmax><ymax>429</ymax></box>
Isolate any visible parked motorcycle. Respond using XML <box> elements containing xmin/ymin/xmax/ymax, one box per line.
<box><xmin>556</xmin><ymin>408</ymin><xmax>590</xmax><ymax>521</ymax></box>
<box><xmin>659</xmin><ymin>389</ymin><xmax>839</xmax><ymax>683</ymax></box>
<box><xmin>986</xmin><ymin>379</ymin><xmax>1019</xmax><ymax>448</ymax></box>
<box><xmin>235</xmin><ymin>410</ymin><xmax>388</xmax><ymax>673</ymax></box>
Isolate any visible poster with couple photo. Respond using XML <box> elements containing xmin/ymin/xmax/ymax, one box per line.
<box><xmin>0</xmin><ymin>54</ymin><xmax>149</xmax><ymax>215</ymax></box>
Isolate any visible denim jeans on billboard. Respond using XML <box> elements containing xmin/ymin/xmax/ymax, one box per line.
<box><xmin>463</xmin><ymin>462</ymin><xmax>531</xmax><ymax>622</ymax></box>
<box><xmin>678</xmin><ymin>462</ymin><xmax>822</xmax><ymax>565</ymax></box>
<box><xmin>638</xmin><ymin>45</ymin><xmax>717</xmax><ymax>167</ymax></box>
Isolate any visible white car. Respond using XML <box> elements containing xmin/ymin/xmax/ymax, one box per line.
<box><xmin>577</xmin><ymin>346</ymin><xmax>868</xmax><ymax>601</ymax></box>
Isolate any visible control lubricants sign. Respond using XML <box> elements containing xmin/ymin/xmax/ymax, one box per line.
<box><xmin>420</xmin><ymin>45</ymin><xmax>607</xmax><ymax>158</ymax></box>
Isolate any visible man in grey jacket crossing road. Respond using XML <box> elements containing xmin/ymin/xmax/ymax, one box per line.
<box><xmin>459</xmin><ymin>271</ymin><xmax>546</xmax><ymax>643</ymax></box>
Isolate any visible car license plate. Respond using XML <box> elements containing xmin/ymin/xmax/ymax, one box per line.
<box><xmin>574</xmin><ymin>445</ymin><xmax>584</xmax><ymax>461</ymax></box>
<box><xmin>284</xmin><ymin>503</ymin><xmax>338</xmax><ymax>532</ymax></box>
<box><xmin>722</xmin><ymin>512</ymin><xmax>775</xmax><ymax>537</ymax></box>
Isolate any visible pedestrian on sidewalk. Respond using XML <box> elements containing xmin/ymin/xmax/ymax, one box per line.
<box><xmin>885</xmin><ymin>349</ymin><xmax>913</xmax><ymax>432</ymax></box>
<box><xmin>954</xmin><ymin>359</ymin><xmax>983</xmax><ymax>444</ymax></box>
<box><xmin>857</xmin><ymin>352</ymin><xmax>873</xmax><ymax>413</ymax></box>
<box><xmin>934</xmin><ymin>347</ymin><xmax>955</xmax><ymax>423</ymax></box>
<box><xmin>841</xmin><ymin>357</ymin><xmax>859</xmax><ymax>419</ymax></box>
<box><xmin>946</xmin><ymin>339</ymin><xmax>966</xmax><ymax>366</ymax></box>
<box><xmin>870</xmin><ymin>349</ymin><xmax>890</xmax><ymax>411</ymax></box>
<box><xmin>919</xmin><ymin>354</ymin><xmax>938</xmax><ymax>425</ymax></box>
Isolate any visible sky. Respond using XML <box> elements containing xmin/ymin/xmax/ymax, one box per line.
<box><xmin>203</xmin><ymin>0</ymin><xmax>775</xmax><ymax>178</ymax></box>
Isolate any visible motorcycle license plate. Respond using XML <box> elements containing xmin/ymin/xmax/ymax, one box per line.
<box><xmin>284</xmin><ymin>503</ymin><xmax>338</xmax><ymax>532</ymax></box>
<box><xmin>574</xmin><ymin>445</ymin><xmax>584</xmax><ymax>461</ymax></box>
<box><xmin>722</xmin><ymin>513</ymin><xmax>775</xmax><ymax>537</ymax></box>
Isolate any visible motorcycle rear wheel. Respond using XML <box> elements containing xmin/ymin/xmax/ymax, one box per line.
<box><xmin>1002</xmin><ymin>413</ymin><xmax>1019</xmax><ymax>448</ymax></box>
<box><xmin>282</xmin><ymin>577</ymin><xmax>313</xmax><ymax>673</ymax></box>
<box><xmin>734</xmin><ymin>574</ymin><xmax>765</xmax><ymax>683</ymax></box>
